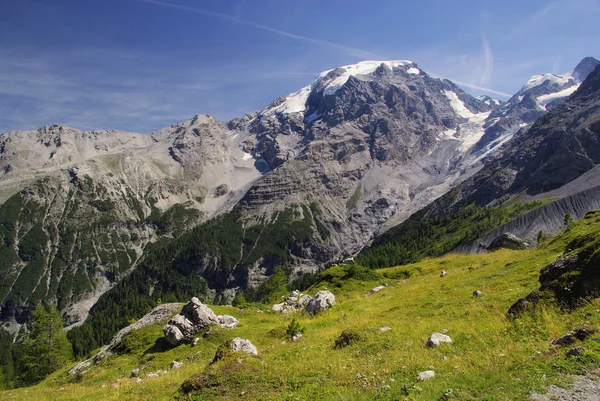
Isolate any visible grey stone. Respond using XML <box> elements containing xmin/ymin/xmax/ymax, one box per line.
<box><xmin>417</xmin><ymin>370</ymin><xmax>435</xmax><ymax>381</ymax></box>
<box><xmin>427</xmin><ymin>332</ymin><xmax>453</xmax><ymax>347</ymax></box>
<box><xmin>305</xmin><ymin>291</ymin><xmax>336</xmax><ymax>314</ymax></box>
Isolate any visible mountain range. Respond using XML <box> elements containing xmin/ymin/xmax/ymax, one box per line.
<box><xmin>0</xmin><ymin>55</ymin><xmax>598</xmax><ymax>346</ymax></box>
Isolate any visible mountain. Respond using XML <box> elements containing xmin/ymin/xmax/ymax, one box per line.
<box><xmin>0</xmin><ymin>57</ymin><xmax>596</xmax><ymax>342</ymax></box>
<box><xmin>473</xmin><ymin>56</ymin><xmax>600</xmax><ymax>156</ymax></box>
<box><xmin>360</xmin><ymin>63</ymin><xmax>600</xmax><ymax>267</ymax></box>
<box><xmin>0</xmin><ymin>116</ymin><xmax>263</xmax><ymax>334</ymax></box>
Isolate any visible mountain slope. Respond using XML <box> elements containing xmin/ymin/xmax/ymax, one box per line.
<box><xmin>473</xmin><ymin>56</ymin><xmax>600</xmax><ymax>157</ymax></box>
<box><xmin>0</xmin><ymin>117</ymin><xmax>264</xmax><ymax>332</ymax></box>
<box><xmin>360</xmin><ymin>64</ymin><xmax>600</xmax><ymax>268</ymax></box>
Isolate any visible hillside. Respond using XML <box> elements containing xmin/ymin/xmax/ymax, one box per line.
<box><xmin>3</xmin><ymin>211</ymin><xmax>600</xmax><ymax>400</ymax></box>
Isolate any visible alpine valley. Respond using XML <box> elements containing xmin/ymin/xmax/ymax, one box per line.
<box><xmin>2</xmin><ymin>55</ymin><xmax>600</xmax><ymax>400</ymax></box>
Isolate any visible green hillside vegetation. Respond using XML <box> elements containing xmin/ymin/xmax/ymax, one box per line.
<box><xmin>358</xmin><ymin>199</ymin><xmax>547</xmax><ymax>268</ymax></box>
<box><xmin>68</xmin><ymin>205</ymin><xmax>324</xmax><ymax>358</ymax></box>
<box><xmin>3</xmin><ymin>211</ymin><xmax>600</xmax><ymax>400</ymax></box>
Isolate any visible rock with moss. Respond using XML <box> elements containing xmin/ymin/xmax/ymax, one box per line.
<box><xmin>305</xmin><ymin>290</ymin><xmax>336</xmax><ymax>314</ymax></box>
<box><xmin>212</xmin><ymin>338</ymin><xmax>258</xmax><ymax>363</ymax></box>
<box><xmin>272</xmin><ymin>290</ymin><xmax>313</xmax><ymax>313</ymax></box>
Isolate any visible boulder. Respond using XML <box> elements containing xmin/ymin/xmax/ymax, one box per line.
<box><xmin>371</xmin><ymin>285</ymin><xmax>385</xmax><ymax>294</ymax></box>
<box><xmin>69</xmin><ymin>303</ymin><xmax>181</xmax><ymax>376</ymax></box>
<box><xmin>217</xmin><ymin>315</ymin><xmax>239</xmax><ymax>329</ymax></box>
<box><xmin>230</xmin><ymin>338</ymin><xmax>258</xmax><ymax>355</ymax></box>
<box><xmin>427</xmin><ymin>332</ymin><xmax>453</xmax><ymax>347</ymax></box>
<box><xmin>170</xmin><ymin>361</ymin><xmax>183</xmax><ymax>370</ymax></box>
<box><xmin>567</xmin><ymin>347</ymin><xmax>585</xmax><ymax>357</ymax></box>
<box><xmin>305</xmin><ymin>290</ymin><xmax>336</xmax><ymax>313</ymax></box>
<box><xmin>163</xmin><ymin>298</ymin><xmax>241</xmax><ymax>346</ymax></box>
<box><xmin>440</xmin><ymin>270</ymin><xmax>447</xmax><ymax>277</ymax></box>
<box><xmin>213</xmin><ymin>338</ymin><xmax>258</xmax><ymax>363</ymax></box>
<box><xmin>473</xmin><ymin>290</ymin><xmax>482</xmax><ymax>297</ymax></box>
<box><xmin>417</xmin><ymin>370</ymin><xmax>435</xmax><ymax>381</ymax></box>
<box><xmin>487</xmin><ymin>233</ymin><xmax>529</xmax><ymax>251</ymax></box>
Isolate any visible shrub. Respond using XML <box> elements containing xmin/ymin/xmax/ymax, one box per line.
<box><xmin>334</xmin><ymin>329</ymin><xmax>361</xmax><ymax>349</ymax></box>
<box><xmin>285</xmin><ymin>319</ymin><xmax>305</xmax><ymax>340</ymax></box>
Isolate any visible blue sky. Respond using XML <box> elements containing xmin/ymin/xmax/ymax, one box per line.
<box><xmin>0</xmin><ymin>0</ymin><xmax>598</xmax><ymax>133</ymax></box>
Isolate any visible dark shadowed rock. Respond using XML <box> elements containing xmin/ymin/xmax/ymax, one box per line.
<box><xmin>487</xmin><ymin>233</ymin><xmax>529</xmax><ymax>251</ymax></box>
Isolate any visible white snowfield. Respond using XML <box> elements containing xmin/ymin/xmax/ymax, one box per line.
<box><xmin>260</xmin><ymin>60</ymin><xmax>415</xmax><ymax>118</ymax></box>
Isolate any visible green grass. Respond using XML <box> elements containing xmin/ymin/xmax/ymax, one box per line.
<box><xmin>4</xmin><ymin>215</ymin><xmax>600</xmax><ymax>400</ymax></box>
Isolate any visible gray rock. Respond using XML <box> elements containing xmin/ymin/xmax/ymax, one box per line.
<box><xmin>170</xmin><ymin>361</ymin><xmax>183</xmax><ymax>369</ymax></box>
<box><xmin>291</xmin><ymin>333</ymin><xmax>303</xmax><ymax>342</ymax></box>
<box><xmin>473</xmin><ymin>290</ymin><xmax>482</xmax><ymax>297</ymax></box>
<box><xmin>427</xmin><ymin>332</ymin><xmax>453</xmax><ymax>347</ymax></box>
<box><xmin>371</xmin><ymin>285</ymin><xmax>385</xmax><ymax>294</ymax></box>
<box><xmin>487</xmin><ymin>233</ymin><xmax>529</xmax><ymax>251</ymax></box>
<box><xmin>417</xmin><ymin>370</ymin><xmax>435</xmax><ymax>381</ymax></box>
<box><xmin>379</xmin><ymin>327</ymin><xmax>392</xmax><ymax>332</ymax></box>
<box><xmin>163</xmin><ymin>298</ymin><xmax>243</xmax><ymax>346</ymax></box>
<box><xmin>551</xmin><ymin>333</ymin><xmax>576</xmax><ymax>346</ymax></box>
<box><xmin>440</xmin><ymin>270</ymin><xmax>447</xmax><ymax>277</ymax></box>
<box><xmin>230</xmin><ymin>338</ymin><xmax>258</xmax><ymax>355</ymax></box>
<box><xmin>131</xmin><ymin>368</ymin><xmax>140</xmax><ymax>377</ymax></box>
<box><xmin>566</xmin><ymin>347</ymin><xmax>584</xmax><ymax>357</ymax></box>
<box><xmin>305</xmin><ymin>290</ymin><xmax>336</xmax><ymax>313</ymax></box>
<box><xmin>217</xmin><ymin>315</ymin><xmax>239</xmax><ymax>329</ymax></box>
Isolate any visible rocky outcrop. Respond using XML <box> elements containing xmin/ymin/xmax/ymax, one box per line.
<box><xmin>487</xmin><ymin>233</ymin><xmax>529</xmax><ymax>251</ymax></box>
<box><xmin>305</xmin><ymin>291</ymin><xmax>336</xmax><ymax>314</ymax></box>
<box><xmin>163</xmin><ymin>298</ymin><xmax>239</xmax><ymax>346</ymax></box>
<box><xmin>462</xmin><ymin>186</ymin><xmax>600</xmax><ymax>252</ymax></box>
<box><xmin>271</xmin><ymin>290</ymin><xmax>313</xmax><ymax>314</ymax></box>
<box><xmin>509</xmin><ymin>244</ymin><xmax>600</xmax><ymax>317</ymax></box>
<box><xmin>69</xmin><ymin>303</ymin><xmax>181</xmax><ymax>376</ymax></box>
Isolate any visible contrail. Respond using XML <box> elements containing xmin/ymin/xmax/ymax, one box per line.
<box><xmin>137</xmin><ymin>0</ymin><xmax>382</xmax><ymax>59</ymax></box>
<box><xmin>137</xmin><ymin>0</ymin><xmax>512</xmax><ymax>98</ymax></box>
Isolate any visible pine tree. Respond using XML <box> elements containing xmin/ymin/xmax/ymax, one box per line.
<box><xmin>15</xmin><ymin>304</ymin><xmax>73</xmax><ymax>385</ymax></box>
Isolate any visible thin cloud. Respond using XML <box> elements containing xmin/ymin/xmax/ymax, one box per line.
<box><xmin>137</xmin><ymin>0</ymin><xmax>383</xmax><ymax>59</ymax></box>
<box><xmin>449</xmin><ymin>80</ymin><xmax>511</xmax><ymax>98</ymax></box>
<box><xmin>479</xmin><ymin>33</ymin><xmax>494</xmax><ymax>86</ymax></box>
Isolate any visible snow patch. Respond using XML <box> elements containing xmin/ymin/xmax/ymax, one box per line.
<box><xmin>406</xmin><ymin>67</ymin><xmax>420</xmax><ymax>75</ymax></box>
<box><xmin>521</xmin><ymin>71</ymin><xmax>574</xmax><ymax>92</ymax></box>
<box><xmin>536</xmin><ymin>84</ymin><xmax>579</xmax><ymax>109</ymax></box>
<box><xmin>444</xmin><ymin>90</ymin><xmax>476</xmax><ymax>119</ymax></box>
<box><xmin>443</xmin><ymin>90</ymin><xmax>490</xmax><ymax>152</ymax></box>
<box><xmin>242</xmin><ymin>152</ymin><xmax>253</xmax><ymax>161</ymax></box>
<box><xmin>322</xmin><ymin>60</ymin><xmax>413</xmax><ymax>96</ymax></box>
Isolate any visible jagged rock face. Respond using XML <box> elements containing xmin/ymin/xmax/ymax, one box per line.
<box><xmin>234</xmin><ymin>61</ymin><xmax>494</xmax><ymax>265</ymax></box>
